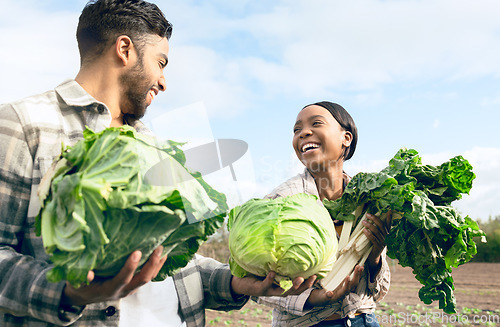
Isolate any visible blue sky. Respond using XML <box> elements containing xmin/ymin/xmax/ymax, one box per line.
<box><xmin>1</xmin><ymin>0</ymin><xmax>499</xmax><ymax>221</ymax></box>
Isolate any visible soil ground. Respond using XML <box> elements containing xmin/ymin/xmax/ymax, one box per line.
<box><xmin>205</xmin><ymin>262</ymin><xmax>500</xmax><ymax>326</ymax></box>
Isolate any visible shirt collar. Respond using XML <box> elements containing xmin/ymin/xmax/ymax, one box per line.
<box><xmin>303</xmin><ymin>168</ymin><xmax>320</xmax><ymax>197</ymax></box>
<box><xmin>55</xmin><ymin>79</ymin><xmax>102</xmax><ymax>108</ymax></box>
<box><xmin>303</xmin><ymin>168</ymin><xmax>351</xmax><ymax>195</ymax></box>
<box><xmin>55</xmin><ymin>79</ymin><xmax>152</xmax><ymax>135</ymax></box>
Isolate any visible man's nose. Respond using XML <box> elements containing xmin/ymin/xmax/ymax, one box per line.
<box><xmin>158</xmin><ymin>76</ymin><xmax>166</xmax><ymax>92</ymax></box>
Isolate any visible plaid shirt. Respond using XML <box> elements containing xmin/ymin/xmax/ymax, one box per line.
<box><xmin>256</xmin><ymin>169</ymin><xmax>391</xmax><ymax>327</ymax></box>
<box><xmin>0</xmin><ymin>79</ymin><xmax>247</xmax><ymax>326</ymax></box>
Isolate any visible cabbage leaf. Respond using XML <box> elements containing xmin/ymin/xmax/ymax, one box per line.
<box><xmin>36</xmin><ymin>126</ymin><xmax>227</xmax><ymax>286</ymax></box>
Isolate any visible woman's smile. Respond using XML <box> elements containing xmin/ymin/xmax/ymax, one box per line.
<box><xmin>301</xmin><ymin>142</ymin><xmax>321</xmax><ymax>154</ymax></box>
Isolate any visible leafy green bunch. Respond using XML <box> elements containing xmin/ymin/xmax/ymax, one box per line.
<box><xmin>36</xmin><ymin>126</ymin><xmax>227</xmax><ymax>287</ymax></box>
<box><xmin>324</xmin><ymin>148</ymin><xmax>486</xmax><ymax>314</ymax></box>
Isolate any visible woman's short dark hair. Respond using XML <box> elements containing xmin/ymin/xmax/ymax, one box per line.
<box><xmin>305</xmin><ymin>101</ymin><xmax>358</xmax><ymax>161</ymax></box>
<box><xmin>77</xmin><ymin>0</ymin><xmax>173</xmax><ymax>64</ymax></box>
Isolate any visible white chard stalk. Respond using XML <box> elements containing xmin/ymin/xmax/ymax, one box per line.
<box><xmin>320</xmin><ymin>207</ymin><xmax>391</xmax><ymax>291</ymax></box>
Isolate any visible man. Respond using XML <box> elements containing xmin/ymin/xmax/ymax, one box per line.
<box><xmin>0</xmin><ymin>1</ymin><xmax>317</xmax><ymax>326</ymax></box>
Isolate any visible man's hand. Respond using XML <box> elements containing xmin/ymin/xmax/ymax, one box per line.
<box><xmin>61</xmin><ymin>246</ymin><xmax>167</xmax><ymax>306</ymax></box>
<box><xmin>305</xmin><ymin>265</ymin><xmax>363</xmax><ymax>308</ymax></box>
<box><xmin>231</xmin><ymin>272</ymin><xmax>317</xmax><ymax>297</ymax></box>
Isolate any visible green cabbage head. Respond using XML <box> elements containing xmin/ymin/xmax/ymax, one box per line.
<box><xmin>228</xmin><ymin>193</ymin><xmax>337</xmax><ymax>291</ymax></box>
<box><xmin>36</xmin><ymin>126</ymin><xmax>227</xmax><ymax>287</ymax></box>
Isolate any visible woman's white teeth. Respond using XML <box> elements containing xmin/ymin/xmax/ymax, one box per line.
<box><xmin>302</xmin><ymin>143</ymin><xmax>319</xmax><ymax>153</ymax></box>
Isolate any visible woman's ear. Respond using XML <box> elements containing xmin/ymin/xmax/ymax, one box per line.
<box><xmin>115</xmin><ymin>35</ymin><xmax>135</xmax><ymax>66</ymax></box>
<box><xmin>343</xmin><ymin>131</ymin><xmax>353</xmax><ymax>147</ymax></box>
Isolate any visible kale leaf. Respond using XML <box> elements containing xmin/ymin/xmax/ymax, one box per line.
<box><xmin>323</xmin><ymin>148</ymin><xmax>486</xmax><ymax>313</ymax></box>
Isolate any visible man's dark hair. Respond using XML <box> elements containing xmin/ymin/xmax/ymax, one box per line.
<box><xmin>77</xmin><ymin>0</ymin><xmax>173</xmax><ymax>65</ymax></box>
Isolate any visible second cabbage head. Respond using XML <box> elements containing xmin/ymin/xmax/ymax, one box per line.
<box><xmin>228</xmin><ymin>193</ymin><xmax>337</xmax><ymax>291</ymax></box>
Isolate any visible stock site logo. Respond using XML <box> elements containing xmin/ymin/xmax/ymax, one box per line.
<box><xmin>144</xmin><ymin>102</ymin><xmax>254</xmax><ymax>222</ymax></box>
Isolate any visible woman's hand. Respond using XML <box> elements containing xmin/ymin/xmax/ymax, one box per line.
<box><xmin>61</xmin><ymin>246</ymin><xmax>168</xmax><ymax>307</ymax></box>
<box><xmin>231</xmin><ymin>272</ymin><xmax>318</xmax><ymax>297</ymax></box>
<box><xmin>305</xmin><ymin>265</ymin><xmax>363</xmax><ymax>308</ymax></box>
<box><xmin>363</xmin><ymin>212</ymin><xmax>392</xmax><ymax>279</ymax></box>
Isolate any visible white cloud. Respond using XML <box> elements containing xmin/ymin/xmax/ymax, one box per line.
<box><xmin>234</xmin><ymin>0</ymin><xmax>500</xmax><ymax>96</ymax></box>
<box><xmin>450</xmin><ymin>147</ymin><xmax>500</xmax><ymax>220</ymax></box>
<box><xmin>154</xmin><ymin>44</ymin><xmax>254</xmax><ymax>117</ymax></box>
<box><xmin>481</xmin><ymin>93</ymin><xmax>500</xmax><ymax>106</ymax></box>
<box><xmin>0</xmin><ymin>3</ymin><xmax>80</xmax><ymax>102</ymax></box>
<box><xmin>143</xmin><ymin>0</ymin><xmax>500</xmax><ymax>117</ymax></box>
<box><xmin>3</xmin><ymin>0</ymin><xmax>500</xmax><ymax>118</ymax></box>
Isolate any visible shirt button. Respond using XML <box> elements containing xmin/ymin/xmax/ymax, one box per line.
<box><xmin>104</xmin><ymin>306</ymin><xmax>116</xmax><ymax>317</ymax></box>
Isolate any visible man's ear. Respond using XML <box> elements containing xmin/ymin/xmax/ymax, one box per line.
<box><xmin>115</xmin><ymin>35</ymin><xmax>135</xmax><ymax>66</ymax></box>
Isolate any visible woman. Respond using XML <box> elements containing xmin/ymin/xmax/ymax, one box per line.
<box><xmin>257</xmin><ymin>101</ymin><xmax>391</xmax><ymax>327</ymax></box>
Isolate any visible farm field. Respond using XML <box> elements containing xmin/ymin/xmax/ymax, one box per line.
<box><xmin>205</xmin><ymin>262</ymin><xmax>500</xmax><ymax>326</ymax></box>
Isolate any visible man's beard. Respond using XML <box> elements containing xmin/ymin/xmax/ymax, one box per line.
<box><xmin>119</xmin><ymin>55</ymin><xmax>151</xmax><ymax>120</ymax></box>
